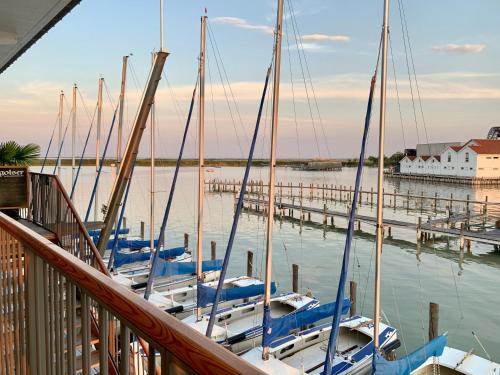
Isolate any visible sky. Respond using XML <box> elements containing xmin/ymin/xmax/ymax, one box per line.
<box><xmin>1</xmin><ymin>0</ymin><xmax>500</xmax><ymax>159</ymax></box>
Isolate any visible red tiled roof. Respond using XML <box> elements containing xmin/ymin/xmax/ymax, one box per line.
<box><xmin>463</xmin><ymin>139</ymin><xmax>500</xmax><ymax>154</ymax></box>
<box><xmin>434</xmin><ymin>155</ymin><xmax>441</xmax><ymax>161</ymax></box>
<box><xmin>450</xmin><ymin>146</ymin><xmax>462</xmax><ymax>151</ymax></box>
<box><xmin>407</xmin><ymin>156</ymin><xmax>416</xmax><ymax>161</ymax></box>
<box><xmin>421</xmin><ymin>156</ymin><xmax>430</xmax><ymax>161</ymax></box>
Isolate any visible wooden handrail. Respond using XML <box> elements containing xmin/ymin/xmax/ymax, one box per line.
<box><xmin>0</xmin><ymin>212</ymin><xmax>264</xmax><ymax>375</ymax></box>
<box><xmin>30</xmin><ymin>172</ymin><xmax>109</xmax><ymax>274</ymax></box>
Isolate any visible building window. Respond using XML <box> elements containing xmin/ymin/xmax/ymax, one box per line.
<box><xmin>461</xmin><ymin>167</ymin><xmax>464</xmax><ymax>170</ymax></box>
<box><xmin>470</xmin><ymin>168</ymin><xmax>473</xmax><ymax>170</ymax></box>
<box><xmin>465</xmin><ymin>152</ymin><xmax>469</xmax><ymax>162</ymax></box>
<box><xmin>479</xmin><ymin>168</ymin><xmax>484</xmax><ymax>170</ymax></box>
<box><xmin>487</xmin><ymin>157</ymin><xmax>492</xmax><ymax>159</ymax></box>
<box><xmin>494</xmin><ymin>157</ymin><xmax>499</xmax><ymax>159</ymax></box>
<box><xmin>447</xmin><ymin>153</ymin><xmax>451</xmax><ymax>162</ymax></box>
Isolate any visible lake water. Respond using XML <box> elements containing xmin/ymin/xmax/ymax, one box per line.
<box><xmin>47</xmin><ymin>165</ymin><xmax>500</xmax><ymax>361</ymax></box>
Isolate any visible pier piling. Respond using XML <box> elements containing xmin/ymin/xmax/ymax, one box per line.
<box><xmin>247</xmin><ymin>251</ymin><xmax>253</xmax><ymax>277</ymax></box>
<box><xmin>349</xmin><ymin>281</ymin><xmax>357</xmax><ymax>317</ymax></box>
<box><xmin>429</xmin><ymin>302</ymin><xmax>439</xmax><ymax>341</ymax></box>
<box><xmin>292</xmin><ymin>264</ymin><xmax>299</xmax><ymax>293</ymax></box>
<box><xmin>211</xmin><ymin>241</ymin><xmax>216</xmax><ymax>260</ymax></box>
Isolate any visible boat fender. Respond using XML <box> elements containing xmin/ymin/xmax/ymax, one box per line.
<box><xmin>131</xmin><ymin>281</ymin><xmax>148</xmax><ymax>290</ymax></box>
<box><xmin>226</xmin><ymin>332</ymin><xmax>247</xmax><ymax>345</ymax></box>
<box><xmin>382</xmin><ymin>339</ymin><xmax>401</xmax><ymax>355</ymax></box>
<box><xmin>165</xmin><ymin>305</ymin><xmax>184</xmax><ymax>315</ymax></box>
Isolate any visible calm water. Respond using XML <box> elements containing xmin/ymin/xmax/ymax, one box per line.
<box><xmin>47</xmin><ymin>165</ymin><xmax>500</xmax><ymax>361</ymax></box>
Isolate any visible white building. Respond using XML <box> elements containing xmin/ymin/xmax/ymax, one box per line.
<box><xmin>399</xmin><ymin>139</ymin><xmax>500</xmax><ymax>179</ymax></box>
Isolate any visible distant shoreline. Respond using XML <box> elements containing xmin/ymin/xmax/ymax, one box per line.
<box><xmin>33</xmin><ymin>158</ymin><xmax>341</xmax><ymax>167</ymax></box>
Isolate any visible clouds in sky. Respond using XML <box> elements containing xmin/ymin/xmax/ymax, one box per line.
<box><xmin>432</xmin><ymin>43</ymin><xmax>486</xmax><ymax>54</ymax></box>
<box><xmin>211</xmin><ymin>17</ymin><xmax>273</xmax><ymax>35</ymax></box>
<box><xmin>301</xmin><ymin>34</ymin><xmax>350</xmax><ymax>43</ymax></box>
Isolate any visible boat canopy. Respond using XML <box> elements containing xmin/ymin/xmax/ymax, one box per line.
<box><xmin>113</xmin><ymin>246</ymin><xmax>184</xmax><ymax>268</ymax></box>
<box><xmin>373</xmin><ymin>335</ymin><xmax>447</xmax><ymax>375</ymax></box>
<box><xmin>102</xmin><ymin>239</ymin><xmax>159</xmax><ymax>250</ymax></box>
<box><xmin>262</xmin><ymin>298</ymin><xmax>351</xmax><ymax>347</ymax></box>
<box><xmin>198</xmin><ymin>282</ymin><xmax>276</xmax><ymax>308</ymax></box>
<box><xmin>89</xmin><ymin>228</ymin><xmax>129</xmax><ymax>237</ymax></box>
<box><xmin>152</xmin><ymin>258</ymin><xmax>223</xmax><ymax>277</ymax></box>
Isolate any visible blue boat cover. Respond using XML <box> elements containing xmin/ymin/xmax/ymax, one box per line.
<box><xmin>373</xmin><ymin>335</ymin><xmax>447</xmax><ymax>375</ymax></box>
<box><xmin>198</xmin><ymin>282</ymin><xmax>276</xmax><ymax>308</ymax></box>
<box><xmin>262</xmin><ymin>299</ymin><xmax>351</xmax><ymax>347</ymax></box>
<box><xmin>88</xmin><ymin>228</ymin><xmax>129</xmax><ymax>237</ymax></box>
<box><xmin>101</xmin><ymin>239</ymin><xmax>159</xmax><ymax>250</ymax></box>
<box><xmin>113</xmin><ymin>247</ymin><xmax>185</xmax><ymax>268</ymax></box>
<box><xmin>152</xmin><ymin>258</ymin><xmax>223</xmax><ymax>277</ymax></box>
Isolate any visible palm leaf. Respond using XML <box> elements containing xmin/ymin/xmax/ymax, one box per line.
<box><xmin>14</xmin><ymin>143</ymin><xmax>40</xmax><ymax>166</ymax></box>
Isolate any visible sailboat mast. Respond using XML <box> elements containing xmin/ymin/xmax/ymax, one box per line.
<box><xmin>58</xmin><ymin>90</ymin><xmax>64</xmax><ymax>177</ymax></box>
<box><xmin>72</xmin><ymin>84</ymin><xmax>77</xmax><ymax>186</ymax></box>
<box><xmin>95</xmin><ymin>78</ymin><xmax>104</xmax><ymax>221</ymax></box>
<box><xmin>150</xmin><ymin>53</ymin><xmax>156</xmax><ymax>255</ymax></box>
<box><xmin>373</xmin><ymin>0</ymin><xmax>390</xmax><ymax>350</ymax></box>
<box><xmin>262</xmin><ymin>0</ymin><xmax>284</xmax><ymax>361</ymax></box>
<box><xmin>117</xmin><ymin>56</ymin><xmax>128</xmax><ymax>171</ymax></box>
<box><xmin>196</xmin><ymin>15</ymin><xmax>207</xmax><ymax>321</ymax></box>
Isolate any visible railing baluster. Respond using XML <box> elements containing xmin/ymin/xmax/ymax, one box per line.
<box><xmin>120</xmin><ymin>325</ymin><xmax>130</xmax><ymax>375</ymax></box>
<box><xmin>148</xmin><ymin>345</ymin><xmax>156</xmax><ymax>375</ymax></box>
<box><xmin>81</xmin><ymin>292</ymin><xmax>91</xmax><ymax>375</ymax></box>
<box><xmin>99</xmin><ymin>306</ymin><xmax>109</xmax><ymax>374</ymax></box>
<box><xmin>0</xmin><ymin>229</ymin><xmax>6</xmax><ymax>375</ymax></box>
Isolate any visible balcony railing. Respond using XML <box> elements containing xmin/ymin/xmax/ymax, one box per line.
<box><xmin>0</xmin><ymin>211</ymin><xmax>263</xmax><ymax>374</ymax></box>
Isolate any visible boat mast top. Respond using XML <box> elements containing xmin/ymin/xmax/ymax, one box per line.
<box><xmin>262</xmin><ymin>0</ymin><xmax>284</xmax><ymax>361</ymax></box>
<box><xmin>196</xmin><ymin>14</ymin><xmax>207</xmax><ymax>321</ymax></box>
<box><xmin>373</xmin><ymin>0</ymin><xmax>390</xmax><ymax>350</ymax></box>
<box><xmin>117</xmin><ymin>56</ymin><xmax>128</xmax><ymax>171</ymax></box>
<box><xmin>95</xmin><ymin>77</ymin><xmax>104</xmax><ymax>222</ymax></box>
<box><xmin>58</xmin><ymin>90</ymin><xmax>64</xmax><ymax>177</ymax></box>
<box><xmin>160</xmin><ymin>0</ymin><xmax>165</xmax><ymax>52</ymax></box>
<box><xmin>72</xmin><ymin>84</ymin><xmax>77</xmax><ymax>186</ymax></box>
<box><xmin>150</xmin><ymin>52</ymin><xmax>156</xmax><ymax>257</ymax></box>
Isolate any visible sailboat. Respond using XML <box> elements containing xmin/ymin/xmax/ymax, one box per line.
<box><xmin>181</xmin><ymin>3</ymin><xmax>320</xmax><ymax>356</ymax></box>
<box><xmin>143</xmin><ymin>14</ymin><xmax>267</xmax><ymax>316</ymax></box>
<box><xmin>239</xmin><ymin>1</ymin><xmax>399</xmax><ymax>373</ymax></box>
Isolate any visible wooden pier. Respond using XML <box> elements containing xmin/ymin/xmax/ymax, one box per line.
<box><xmin>205</xmin><ymin>179</ymin><xmax>500</xmax><ymax>251</ymax></box>
<box><xmin>385</xmin><ymin>171</ymin><xmax>500</xmax><ymax>186</ymax></box>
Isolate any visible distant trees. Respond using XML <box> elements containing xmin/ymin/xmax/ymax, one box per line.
<box><xmin>341</xmin><ymin>152</ymin><xmax>404</xmax><ymax>168</ymax></box>
<box><xmin>0</xmin><ymin>141</ymin><xmax>40</xmax><ymax>166</ymax></box>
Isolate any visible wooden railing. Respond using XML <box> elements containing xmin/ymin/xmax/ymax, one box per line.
<box><xmin>0</xmin><ymin>212</ymin><xmax>264</xmax><ymax>374</ymax></box>
<box><xmin>26</xmin><ymin>172</ymin><xmax>107</xmax><ymax>273</ymax></box>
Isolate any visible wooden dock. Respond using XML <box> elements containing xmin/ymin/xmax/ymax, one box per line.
<box><xmin>385</xmin><ymin>171</ymin><xmax>500</xmax><ymax>186</ymax></box>
<box><xmin>241</xmin><ymin>197</ymin><xmax>500</xmax><ymax>249</ymax></box>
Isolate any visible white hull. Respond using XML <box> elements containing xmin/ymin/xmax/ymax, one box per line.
<box><xmin>183</xmin><ymin>293</ymin><xmax>319</xmax><ymax>354</ymax></box>
<box><xmin>241</xmin><ymin>316</ymin><xmax>397</xmax><ymax>375</ymax></box>
<box><xmin>413</xmin><ymin>346</ymin><xmax>500</xmax><ymax>375</ymax></box>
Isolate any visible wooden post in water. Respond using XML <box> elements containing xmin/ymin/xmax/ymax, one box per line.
<box><xmin>123</xmin><ymin>216</ymin><xmax>127</xmax><ymax>229</ymax></box>
<box><xmin>434</xmin><ymin>192</ymin><xmax>438</xmax><ymax>214</ymax></box>
<box><xmin>450</xmin><ymin>193</ymin><xmax>454</xmax><ymax>215</ymax></box>
<box><xmin>466</xmin><ymin>194</ymin><xmax>470</xmax><ymax>214</ymax></box>
<box><xmin>140</xmin><ymin>221</ymin><xmax>145</xmax><ymax>240</ymax></box>
<box><xmin>393</xmin><ymin>189</ymin><xmax>397</xmax><ymax>210</ymax></box>
<box><xmin>406</xmin><ymin>190</ymin><xmax>410</xmax><ymax>212</ymax></box>
<box><xmin>184</xmin><ymin>233</ymin><xmax>189</xmax><ymax>251</ymax></box>
<box><xmin>429</xmin><ymin>302</ymin><xmax>439</xmax><ymax>341</ymax></box>
<box><xmin>417</xmin><ymin>217</ymin><xmax>422</xmax><ymax>242</ymax></box>
<box><xmin>459</xmin><ymin>223</ymin><xmax>465</xmax><ymax>260</ymax></box>
<box><xmin>370</xmin><ymin>187</ymin><xmax>374</xmax><ymax>207</ymax></box>
<box><xmin>349</xmin><ymin>281</ymin><xmax>357</xmax><ymax>317</ymax></box>
<box><xmin>323</xmin><ymin>204</ymin><xmax>327</xmax><ymax>225</ymax></box>
<box><xmin>211</xmin><ymin>241</ymin><xmax>216</xmax><ymax>260</ymax></box>
<box><xmin>292</xmin><ymin>264</ymin><xmax>299</xmax><ymax>293</ymax></box>
<box><xmin>420</xmin><ymin>191</ymin><xmax>424</xmax><ymax>214</ymax></box>
<box><xmin>247</xmin><ymin>251</ymin><xmax>253</xmax><ymax>277</ymax></box>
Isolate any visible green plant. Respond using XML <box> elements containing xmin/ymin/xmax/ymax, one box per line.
<box><xmin>0</xmin><ymin>141</ymin><xmax>40</xmax><ymax>166</ymax></box>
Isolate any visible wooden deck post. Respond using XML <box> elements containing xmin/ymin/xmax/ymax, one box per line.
<box><xmin>292</xmin><ymin>264</ymin><xmax>299</xmax><ymax>293</ymax></box>
<box><xmin>184</xmin><ymin>233</ymin><xmax>189</xmax><ymax>251</ymax></box>
<box><xmin>140</xmin><ymin>221</ymin><xmax>145</xmax><ymax>240</ymax></box>
<box><xmin>429</xmin><ymin>302</ymin><xmax>439</xmax><ymax>341</ymax></box>
<box><xmin>417</xmin><ymin>217</ymin><xmax>422</xmax><ymax>242</ymax></box>
<box><xmin>211</xmin><ymin>241</ymin><xmax>216</xmax><ymax>260</ymax></box>
<box><xmin>349</xmin><ymin>281</ymin><xmax>357</xmax><ymax>317</ymax></box>
<box><xmin>247</xmin><ymin>251</ymin><xmax>253</xmax><ymax>277</ymax></box>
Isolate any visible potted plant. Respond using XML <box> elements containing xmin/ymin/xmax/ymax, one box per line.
<box><xmin>0</xmin><ymin>141</ymin><xmax>40</xmax><ymax>219</ymax></box>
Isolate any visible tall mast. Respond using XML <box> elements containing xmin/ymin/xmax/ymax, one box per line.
<box><xmin>373</xmin><ymin>0</ymin><xmax>389</xmax><ymax>350</ymax></box>
<box><xmin>262</xmin><ymin>0</ymin><xmax>284</xmax><ymax>361</ymax></box>
<box><xmin>72</xmin><ymin>84</ymin><xmax>77</xmax><ymax>186</ymax></box>
<box><xmin>58</xmin><ymin>90</ymin><xmax>64</xmax><ymax>177</ymax></box>
<box><xmin>95</xmin><ymin>78</ymin><xmax>104</xmax><ymax>221</ymax></box>
<box><xmin>150</xmin><ymin>53</ymin><xmax>156</xmax><ymax>256</ymax></box>
<box><xmin>195</xmin><ymin>15</ymin><xmax>207</xmax><ymax>321</ymax></box>
<box><xmin>117</xmin><ymin>56</ymin><xmax>128</xmax><ymax>171</ymax></box>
